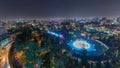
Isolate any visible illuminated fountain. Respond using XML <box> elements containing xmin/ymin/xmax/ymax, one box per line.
<box><xmin>68</xmin><ymin>39</ymin><xmax>95</xmax><ymax>52</ymax></box>
<box><xmin>68</xmin><ymin>38</ymin><xmax>108</xmax><ymax>56</ymax></box>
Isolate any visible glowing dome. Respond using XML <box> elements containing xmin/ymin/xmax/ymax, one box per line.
<box><xmin>73</xmin><ymin>40</ymin><xmax>90</xmax><ymax>49</ymax></box>
<box><xmin>68</xmin><ymin>39</ymin><xmax>95</xmax><ymax>52</ymax></box>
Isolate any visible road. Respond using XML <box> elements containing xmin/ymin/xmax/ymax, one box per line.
<box><xmin>0</xmin><ymin>41</ymin><xmax>14</xmax><ymax>68</ymax></box>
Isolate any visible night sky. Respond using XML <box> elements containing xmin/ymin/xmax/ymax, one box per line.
<box><xmin>0</xmin><ymin>0</ymin><xmax>120</xmax><ymax>18</ymax></box>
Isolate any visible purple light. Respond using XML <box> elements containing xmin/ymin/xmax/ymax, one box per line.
<box><xmin>60</xmin><ymin>34</ymin><xmax>64</xmax><ymax>39</ymax></box>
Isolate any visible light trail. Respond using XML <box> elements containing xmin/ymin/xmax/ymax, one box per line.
<box><xmin>47</xmin><ymin>31</ymin><xmax>64</xmax><ymax>39</ymax></box>
<box><xmin>95</xmin><ymin>40</ymin><xmax>109</xmax><ymax>50</ymax></box>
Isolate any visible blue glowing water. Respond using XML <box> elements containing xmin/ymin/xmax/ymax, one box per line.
<box><xmin>68</xmin><ymin>39</ymin><xmax>95</xmax><ymax>52</ymax></box>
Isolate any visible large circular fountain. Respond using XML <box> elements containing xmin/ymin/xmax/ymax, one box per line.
<box><xmin>68</xmin><ymin>38</ymin><xmax>108</xmax><ymax>56</ymax></box>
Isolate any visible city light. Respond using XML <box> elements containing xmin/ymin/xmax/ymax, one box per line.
<box><xmin>0</xmin><ymin>17</ymin><xmax>120</xmax><ymax>68</ymax></box>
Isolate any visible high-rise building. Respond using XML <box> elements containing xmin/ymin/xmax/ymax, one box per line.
<box><xmin>117</xmin><ymin>17</ymin><xmax>120</xmax><ymax>23</ymax></box>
